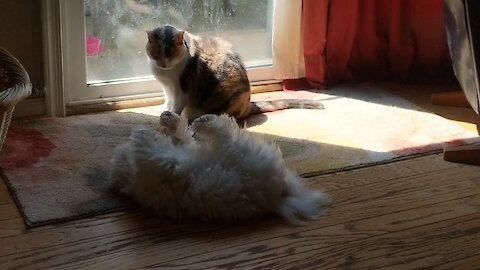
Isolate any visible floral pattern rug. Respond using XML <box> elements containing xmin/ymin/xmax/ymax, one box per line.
<box><xmin>1</xmin><ymin>84</ymin><xmax>479</xmax><ymax>227</ymax></box>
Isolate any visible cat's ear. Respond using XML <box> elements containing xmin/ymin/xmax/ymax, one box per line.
<box><xmin>174</xmin><ymin>31</ymin><xmax>185</xmax><ymax>46</ymax></box>
<box><xmin>146</xmin><ymin>30</ymin><xmax>153</xmax><ymax>43</ymax></box>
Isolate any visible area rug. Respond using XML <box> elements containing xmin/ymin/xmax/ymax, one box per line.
<box><xmin>1</xmin><ymin>84</ymin><xmax>479</xmax><ymax>227</ymax></box>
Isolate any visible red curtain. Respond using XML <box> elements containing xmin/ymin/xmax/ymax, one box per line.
<box><xmin>303</xmin><ymin>0</ymin><xmax>453</xmax><ymax>89</ymax></box>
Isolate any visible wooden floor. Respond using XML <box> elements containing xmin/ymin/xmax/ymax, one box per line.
<box><xmin>1</xmin><ymin>83</ymin><xmax>480</xmax><ymax>269</ymax></box>
<box><xmin>1</xmin><ymin>154</ymin><xmax>480</xmax><ymax>269</ymax></box>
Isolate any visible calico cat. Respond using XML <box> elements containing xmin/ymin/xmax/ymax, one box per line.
<box><xmin>146</xmin><ymin>25</ymin><xmax>324</xmax><ymax>122</ymax></box>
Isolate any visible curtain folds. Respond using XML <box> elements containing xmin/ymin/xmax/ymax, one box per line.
<box><xmin>302</xmin><ymin>0</ymin><xmax>453</xmax><ymax>88</ymax></box>
<box><xmin>443</xmin><ymin>0</ymin><xmax>480</xmax><ymax>114</ymax></box>
<box><xmin>272</xmin><ymin>0</ymin><xmax>305</xmax><ymax>79</ymax></box>
<box><xmin>302</xmin><ymin>0</ymin><xmax>329</xmax><ymax>88</ymax></box>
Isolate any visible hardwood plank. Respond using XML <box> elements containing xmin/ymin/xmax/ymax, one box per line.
<box><xmin>328</xmin><ymin>179</ymin><xmax>479</xmax><ymax>227</ymax></box>
<box><xmin>0</xmin><ymin>162</ymin><xmax>474</xmax><ymax>258</ymax></box>
<box><xmin>0</xmin><ymin>210</ymin><xmax>153</xmax><ymax>256</ymax></box>
<box><xmin>472</xmin><ymin>177</ymin><xmax>480</xmax><ymax>190</ymax></box>
<box><xmin>433</xmin><ymin>237</ymin><xmax>480</xmax><ymax>267</ymax></box>
<box><xmin>433</xmin><ymin>227</ymin><xmax>480</xmax><ymax>263</ymax></box>
<box><xmin>0</xmin><ymin>178</ymin><xmax>7</xmax><ymax>191</ymax></box>
<box><xmin>308</xmin><ymin>153</ymin><xmax>464</xmax><ymax>191</ymax></box>
<box><xmin>435</xmin><ymin>255</ymin><xmax>480</xmax><ymax>270</ymax></box>
<box><xmin>0</xmin><ymin>203</ymin><xmax>20</xmax><ymax>221</ymax></box>
<box><xmin>2</xmin><ymin>156</ymin><xmax>471</xmax><ymax>268</ymax></box>
<box><xmin>0</xmin><ymin>155</ymin><xmax>463</xmax><ymax>236</ymax></box>
<box><xmin>0</xmin><ymin>189</ymin><xmax>13</xmax><ymax>205</ymax></box>
<box><xmin>64</xmin><ymin>196</ymin><xmax>480</xmax><ymax>270</ymax></box>
<box><xmin>325</xmin><ymin>165</ymin><xmax>479</xmax><ymax>206</ymax></box>
<box><xmin>0</xmin><ymin>156</ymin><xmax>462</xmax><ymax>238</ymax></box>
<box><xmin>1</xmin><ymin>155</ymin><xmax>472</xmax><ymax>268</ymax></box>
<box><xmin>349</xmin><ymin>215</ymin><xmax>480</xmax><ymax>270</ymax></box>
<box><xmin>241</xmin><ymin>214</ymin><xmax>480</xmax><ymax>270</ymax></box>
<box><xmin>0</xmin><ymin>218</ymin><xmax>25</xmax><ymax>238</ymax></box>
<box><xmin>3</xmin><ymin>187</ymin><xmax>477</xmax><ymax>270</ymax></box>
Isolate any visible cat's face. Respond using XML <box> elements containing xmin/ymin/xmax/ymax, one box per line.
<box><xmin>146</xmin><ymin>26</ymin><xmax>186</xmax><ymax>70</ymax></box>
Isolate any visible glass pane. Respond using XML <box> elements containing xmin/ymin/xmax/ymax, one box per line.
<box><xmin>84</xmin><ymin>0</ymin><xmax>273</xmax><ymax>84</ymax></box>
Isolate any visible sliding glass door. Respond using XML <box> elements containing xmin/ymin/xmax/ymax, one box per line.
<box><xmin>85</xmin><ymin>0</ymin><xmax>273</xmax><ymax>83</ymax></box>
<box><xmin>61</xmin><ymin>0</ymin><xmax>294</xmax><ymax>106</ymax></box>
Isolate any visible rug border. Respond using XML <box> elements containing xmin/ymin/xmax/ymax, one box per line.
<box><xmin>3</xmin><ymin>142</ymin><xmax>479</xmax><ymax>229</ymax></box>
<box><xmin>1</xmin><ymin>167</ymin><xmax>34</xmax><ymax>227</ymax></box>
<box><xmin>299</xmin><ymin>149</ymin><xmax>445</xmax><ymax>178</ymax></box>
<box><xmin>0</xmin><ymin>167</ymin><xmax>137</xmax><ymax>228</ymax></box>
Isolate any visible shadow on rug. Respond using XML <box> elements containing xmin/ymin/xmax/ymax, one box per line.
<box><xmin>1</xmin><ymin>84</ymin><xmax>479</xmax><ymax>227</ymax></box>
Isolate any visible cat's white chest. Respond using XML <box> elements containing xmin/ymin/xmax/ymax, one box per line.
<box><xmin>149</xmin><ymin>59</ymin><xmax>186</xmax><ymax>114</ymax></box>
<box><xmin>149</xmin><ymin>60</ymin><xmax>182</xmax><ymax>94</ymax></box>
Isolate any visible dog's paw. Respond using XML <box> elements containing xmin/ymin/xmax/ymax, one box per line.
<box><xmin>194</xmin><ymin>114</ymin><xmax>217</xmax><ymax>123</ymax></box>
<box><xmin>192</xmin><ymin>114</ymin><xmax>240</xmax><ymax>141</ymax></box>
<box><xmin>159</xmin><ymin>111</ymin><xmax>180</xmax><ymax>131</ymax></box>
<box><xmin>191</xmin><ymin>114</ymin><xmax>217</xmax><ymax>130</ymax></box>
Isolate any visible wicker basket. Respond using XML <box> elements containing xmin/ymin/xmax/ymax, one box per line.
<box><xmin>0</xmin><ymin>47</ymin><xmax>32</xmax><ymax>151</ymax></box>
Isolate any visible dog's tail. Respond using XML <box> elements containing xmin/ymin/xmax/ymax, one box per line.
<box><xmin>249</xmin><ymin>99</ymin><xmax>324</xmax><ymax>116</ymax></box>
<box><xmin>279</xmin><ymin>190</ymin><xmax>331</xmax><ymax>225</ymax></box>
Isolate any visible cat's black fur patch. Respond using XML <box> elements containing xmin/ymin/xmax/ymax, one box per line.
<box><xmin>163</xmin><ymin>25</ymin><xmax>176</xmax><ymax>57</ymax></box>
<box><xmin>151</xmin><ymin>25</ymin><xmax>179</xmax><ymax>58</ymax></box>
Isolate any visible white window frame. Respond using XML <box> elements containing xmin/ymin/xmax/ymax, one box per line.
<box><xmin>64</xmin><ymin>0</ymin><xmax>276</xmax><ymax>104</ymax></box>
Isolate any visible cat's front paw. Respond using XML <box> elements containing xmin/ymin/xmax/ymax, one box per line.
<box><xmin>158</xmin><ymin>104</ymin><xmax>167</xmax><ymax>113</ymax></box>
<box><xmin>158</xmin><ymin>101</ymin><xmax>175</xmax><ymax>112</ymax></box>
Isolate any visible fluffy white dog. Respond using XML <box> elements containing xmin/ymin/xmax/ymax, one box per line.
<box><xmin>110</xmin><ymin>111</ymin><xmax>330</xmax><ymax>224</ymax></box>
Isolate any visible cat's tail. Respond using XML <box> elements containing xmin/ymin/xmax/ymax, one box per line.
<box><xmin>279</xmin><ymin>190</ymin><xmax>331</xmax><ymax>225</ymax></box>
<box><xmin>249</xmin><ymin>99</ymin><xmax>324</xmax><ymax>115</ymax></box>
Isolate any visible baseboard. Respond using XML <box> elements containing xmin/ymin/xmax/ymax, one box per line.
<box><xmin>66</xmin><ymin>96</ymin><xmax>165</xmax><ymax>116</ymax></box>
<box><xmin>251</xmin><ymin>82</ymin><xmax>283</xmax><ymax>93</ymax></box>
<box><xmin>13</xmin><ymin>97</ymin><xmax>47</xmax><ymax>119</ymax></box>
<box><xmin>66</xmin><ymin>82</ymin><xmax>283</xmax><ymax>116</ymax></box>
<box><xmin>13</xmin><ymin>83</ymin><xmax>283</xmax><ymax>117</ymax></box>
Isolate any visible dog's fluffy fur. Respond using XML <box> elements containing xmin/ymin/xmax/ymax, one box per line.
<box><xmin>109</xmin><ymin>112</ymin><xmax>330</xmax><ymax>224</ymax></box>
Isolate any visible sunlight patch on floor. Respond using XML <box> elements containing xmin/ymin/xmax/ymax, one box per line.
<box><xmin>117</xmin><ymin>85</ymin><xmax>479</xmax><ymax>155</ymax></box>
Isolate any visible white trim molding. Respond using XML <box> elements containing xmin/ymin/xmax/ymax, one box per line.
<box><xmin>272</xmin><ymin>0</ymin><xmax>305</xmax><ymax>79</ymax></box>
<box><xmin>41</xmin><ymin>0</ymin><xmax>66</xmax><ymax>117</ymax></box>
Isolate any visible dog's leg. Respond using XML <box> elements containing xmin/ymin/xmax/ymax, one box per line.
<box><xmin>159</xmin><ymin>111</ymin><xmax>194</xmax><ymax>145</ymax></box>
<box><xmin>159</xmin><ymin>111</ymin><xmax>180</xmax><ymax>133</ymax></box>
<box><xmin>191</xmin><ymin>114</ymin><xmax>238</xmax><ymax>141</ymax></box>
